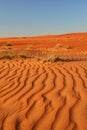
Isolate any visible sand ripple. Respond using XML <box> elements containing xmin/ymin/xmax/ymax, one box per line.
<box><xmin>0</xmin><ymin>59</ymin><xmax>87</xmax><ymax>130</ymax></box>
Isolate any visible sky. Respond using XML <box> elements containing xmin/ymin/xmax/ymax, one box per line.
<box><xmin>0</xmin><ymin>0</ymin><xmax>87</xmax><ymax>37</ymax></box>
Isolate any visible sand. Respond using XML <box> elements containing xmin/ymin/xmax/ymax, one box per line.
<box><xmin>0</xmin><ymin>59</ymin><xmax>87</xmax><ymax>130</ymax></box>
<box><xmin>0</xmin><ymin>33</ymin><xmax>87</xmax><ymax>130</ymax></box>
<box><xmin>0</xmin><ymin>33</ymin><xmax>87</xmax><ymax>51</ymax></box>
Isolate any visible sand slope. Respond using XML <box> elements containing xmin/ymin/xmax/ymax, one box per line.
<box><xmin>0</xmin><ymin>33</ymin><xmax>87</xmax><ymax>51</ymax></box>
<box><xmin>0</xmin><ymin>59</ymin><xmax>87</xmax><ymax>130</ymax></box>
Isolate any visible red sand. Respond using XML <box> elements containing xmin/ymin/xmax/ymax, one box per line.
<box><xmin>0</xmin><ymin>33</ymin><xmax>87</xmax><ymax>130</ymax></box>
<box><xmin>0</xmin><ymin>33</ymin><xmax>87</xmax><ymax>51</ymax></box>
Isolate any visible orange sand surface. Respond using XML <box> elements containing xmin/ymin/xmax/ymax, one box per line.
<box><xmin>0</xmin><ymin>33</ymin><xmax>87</xmax><ymax>51</ymax></box>
<box><xmin>0</xmin><ymin>33</ymin><xmax>87</xmax><ymax>130</ymax></box>
<box><xmin>0</xmin><ymin>59</ymin><xmax>87</xmax><ymax>130</ymax></box>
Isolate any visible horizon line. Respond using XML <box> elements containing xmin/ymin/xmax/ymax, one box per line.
<box><xmin>0</xmin><ymin>32</ymin><xmax>87</xmax><ymax>39</ymax></box>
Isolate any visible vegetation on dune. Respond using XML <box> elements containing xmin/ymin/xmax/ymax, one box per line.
<box><xmin>39</xmin><ymin>55</ymin><xmax>60</xmax><ymax>62</ymax></box>
<box><xmin>0</xmin><ymin>51</ymin><xmax>30</xmax><ymax>59</ymax></box>
<box><xmin>0</xmin><ymin>42</ymin><xmax>12</xmax><ymax>50</ymax></box>
<box><xmin>0</xmin><ymin>47</ymin><xmax>87</xmax><ymax>62</ymax></box>
<box><xmin>0</xmin><ymin>52</ymin><xmax>17</xmax><ymax>59</ymax></box>
<box><xmin>17</xmin><ymin>51</ymin><xmax>30</xmax><ymax>58</ymax></box>
<box><xmin>55</xmin><ymin>43</ymin><xmax>63</xmax><ymax>49</ymax></box>
<box><xmin>6</xmin><ymin>42</ymin><xmax>12</xmax><ymax>46</ymax></box>
<box><xmin>26</xmin><ymin>44</ymin><xmax>34</xmax><ymax>50</ymax></box>
<box><xmin>0</xmin><ymin>50</ymin><xmax>60</xmax><ymax>62</ymax></box>
<box><xmin>55</xmin><ymin>43</ymin><xmax>71</xmax><ymax>49</ymax></box>
<box><xmin>63</xmin><ymin>45</ymin><xmax>71</xmax><ymax>49</ymax></box>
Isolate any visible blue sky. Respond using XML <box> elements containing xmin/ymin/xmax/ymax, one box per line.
<box><xmin>0</xmin><ymin>0</ymin><xmax>87</xmax><ymax>37</ymax></box>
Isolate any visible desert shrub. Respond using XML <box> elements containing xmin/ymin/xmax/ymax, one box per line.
<box><xmin>26</xmin><ymin>45</ymin><xmax>34</xmax><ymax>50</ymax></box>
<box><xmin>55</xmin><ymin>44</ymin><xmax>71</xmax><ymax>49</ymax></box>
<box><xmin>55</xmin><ymin>44</ymin><xmax>63</xmax><ymax>49</ymax></box>
<box><xmin>63</xmin><ymin>45</ymin><xmax>71</xmax><ymax>49</ymax></box>
<box><xmin>35</xmin><ymin>54</ymin><xmax>60</xmax><ymax>62</ymax></box>
<box><xmin>46</xmin><ymin>55</ymin><xmax>60</xmax><ymax>62</ymax></box>
<box><xmin>0</xmin><ymin>50</ymin><xmax>31</xmax><ymax>59</ymax></box>
<box><xmin>0</xmin><ymin>52</ymin><xmax>14</xmax><ymax>59</ymax></box>
<box><xmin>6</xmin><ymin>42</ymin><xmax>12</xmax><ymax>46</ymax></box>
<box><xmin>8</xmin><ymin>47</ymin><xmax>12</xmax><ymax>50</ymax></box>
<box><xmin>36</xmin><ymin>56</ymin><xmax>41</xmax><ymax>61</ymax></box>
<box><xmin>18</xmin><ymin>51</ymin><xmax>30</xmax><ymax>58</ymax></box>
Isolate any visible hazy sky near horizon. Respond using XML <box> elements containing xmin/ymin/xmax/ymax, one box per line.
<box><xmin>0</xmin><ymin>0</ymin><xmax>87</xmax><ymax>37</ymax></box>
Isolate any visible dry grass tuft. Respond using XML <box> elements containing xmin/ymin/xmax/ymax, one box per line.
<box><xmin>6</xmin><ymin>42</ymin><xmax>12</xmax><ymax>46</ymax></box>
<box><xmin>0</xmin><ymin>51</ymin><xmax>30</xmax><ymax>59</ymax></box>
<box><xmin>35</xmin><ymin>54</ymin><xmax>60</xmax><ymax>62</ymax></box>
<box><xmin>55</xmin><ymin>43</ymin><xmax>71</xmax><ymax>50</ymax></box>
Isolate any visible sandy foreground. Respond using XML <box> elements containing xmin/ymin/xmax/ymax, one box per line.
<box><xmin>0</xmin><ymin>58</ymin><xmax>87</xmax><ymax>130</ymax></box>
<box><xmin>0</xmin><ymin>33</ymin><xmax>87</xmax><ymax>130</ymax></box>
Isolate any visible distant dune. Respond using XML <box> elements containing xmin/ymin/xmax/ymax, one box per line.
<box><xmin>0</xmin><ymin>33</ymin><xmax>87</xmax><ymax>51</ymax></box>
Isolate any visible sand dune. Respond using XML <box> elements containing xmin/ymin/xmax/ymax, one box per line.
<box><xmin>0</xmin><ymin>33</ymin><xmax>87</xmax><ymax>51</ymax></box>
<box><xmin>0</xmin><ymin>33</ymin><xmax>87</xmax><ymax>130</ymax></box>
<box><xmin>0</xmin><ymin>58</ymin><xmax>87</xmax><ymax>130</ymax></box>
